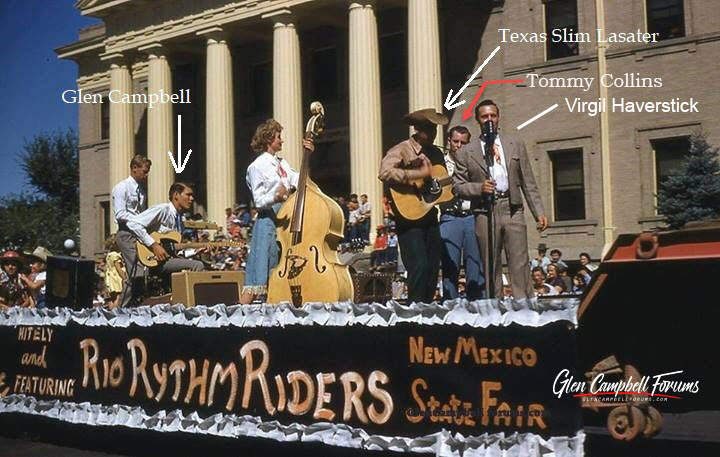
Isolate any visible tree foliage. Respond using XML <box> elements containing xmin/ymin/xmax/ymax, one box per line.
<box><xmin>657</xmin><ymin>133</ymin><xmax>720</xmax><ymax>229</ymax></box>
<box><xmin>19</xmin><ymin>129</ymin><xmax>79</xmax><ymax>213</ymax></box>
<box><xmin>0</xmin><ymin>130</ymin><xmax>80</xmax><ymax>252</ymax></box>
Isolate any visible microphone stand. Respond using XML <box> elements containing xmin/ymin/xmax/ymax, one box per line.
<box><xmin>482</xmin><ymin>122</ymin><xmax>496</xmax><ymax>299</ymax></box>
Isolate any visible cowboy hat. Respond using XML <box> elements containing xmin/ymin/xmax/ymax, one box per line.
<box><xmin>25</xmin><ymin>246</ymin><xmax>53</xmax><ymax>264</ymax></box>
<box><xmin>0</xmin><ymin>250</ymin><xmax>26</xmax><ymax>267</ymax></box>
<box><xmin>403</xmin><ymin>108</ymin><xmax>449</xmax><ymax>127</ymax></box>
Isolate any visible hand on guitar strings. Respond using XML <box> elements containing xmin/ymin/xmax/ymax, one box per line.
<box><xmin>150</xmin><ymin>242</ymin><xmax>169</xmax><ymax>262</ymax></box>
<box><xmin>274</xmin><ymin>183</ymin><xmax>290</xmax><ymax>203</ymax></box>
<box><xmin>415</xmin><ymin>153</ymin><xmax>432</xmax><ymax>179</ymax></box>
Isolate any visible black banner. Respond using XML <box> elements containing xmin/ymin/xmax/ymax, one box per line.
<box><xmin>0</xmin><ymin>315</ymin><xmax>581</xmax><ymax>445</ymax></box>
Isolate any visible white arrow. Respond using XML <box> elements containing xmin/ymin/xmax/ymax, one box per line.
<box><xmin>444</xmin><ymin>45</ymin><xmax>501</xmax><ymax>111</ymax></box>
<box><xmin>168</xmin><ymin>114</ymin><xmax>192</xmax><ymax>173</ymax></box>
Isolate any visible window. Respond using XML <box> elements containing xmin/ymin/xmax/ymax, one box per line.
<box><xmin>250</xmin><ymin>62</ymin><xmax>271</xmax><ymax>114</ymax></box>
<box><xmin>311</xmin><ymin>47</ymin><xmax>338</xmax><ymax>101</ymax></box>
<box><xmin>647</xmin><ymin>0</ymin><xmax>685</xmax><ymax>40</ymax></box>
<box><xmin>100</xmin><ymin>200</ymin><xmax>110</xmax><ymax>245</ymax></box>
<box><xmin>550</xmin><ymin>149</ymin><xmax>585</xmax><ymax>221</ymax></box>
<box><xmin>100</xmin><ymin>96</ymin><xmax>110</xmax><ymax>140</ymax></box>
<box><xmin>653</xmin><ymin>136</ymin><xmax>690</xmax><ymax>207</ymax></box>
<box><xmin>545</xmin><ymin>0</ymin><xmax>579</xmax><ymax>60</ymax></box>
<box><xmin>380</xmin><ymin>32</ymin><xmax>406</xmax><ymax>91</ymax></box>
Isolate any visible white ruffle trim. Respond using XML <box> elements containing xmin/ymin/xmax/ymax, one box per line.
<box><xmin>0</xmin><ymin>395</ymin><xmax>585</xmax><ymax>456</ymax></box>
<box><xmin>0</xmin><ymin>298</ymin><xmax>578</xmax><ymax>329</ymax></box>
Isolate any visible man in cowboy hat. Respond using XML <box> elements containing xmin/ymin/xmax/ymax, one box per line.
<box><xmin>0</xmin><ymin>250</ymin><xmax>32</xmax><ymax>307</ymax></box>
<box><xmin>22</xmin><ymin>246</ymin><xmax>53</xmax><ymax>309</ymax></box>
<box><xmin>379</xmin><ymin>108</ymin><xmax>448</xmax><ymax>303</ymax></box>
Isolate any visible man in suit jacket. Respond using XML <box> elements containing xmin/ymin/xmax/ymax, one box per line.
<box><xmin>452</xmin><ymin>99</ymin><xmax>548</xmax><ymax>299</ymax></box>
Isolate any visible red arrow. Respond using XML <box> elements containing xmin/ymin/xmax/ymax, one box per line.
<box><xmin>462</xmin><ymin>79</ymin><xmax>524</xmax><ymax>121</ymax></box>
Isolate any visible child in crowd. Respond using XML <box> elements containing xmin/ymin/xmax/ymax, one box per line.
<box><xmin>104</xmin><ymin>235</ymin><xmax>127</xmax><ymax>309</ymax></box>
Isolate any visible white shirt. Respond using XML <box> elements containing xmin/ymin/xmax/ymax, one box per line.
<box><xmin>246</xmin><ymin>152</ymin><xmax>300</xmax><ymax>209</ymax></box>
<box><xmin>479</xmin><ymin>136</ymin><xmax>508</xmax><ymax>192</ymax></box>
<box><xmin>112</xmin><ymin>176</ymin><xmax>147</xmax><ymax>225</ymax></box>
<box><xmin>359</xmin><ymin>201</ymin><xmax>371</xmax><ymax>218</ymax></box>
<box><xmin>127</xmin><ymin>202</ymin><xmax>181</xmax><ymax>247</ymax></box>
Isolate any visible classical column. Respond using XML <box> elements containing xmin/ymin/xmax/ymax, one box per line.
<box><xmin>139</xmin><ymin>43</ymin><xmax>174</xmax><ymax>206</ymax></box>
<box><xmin>265</xmin><ymin>10</ymin><xmax>303</xmax><ymax>169</ymax></box>
<box><xmin>349</xmin><ymin>1</ymin><xmax>383</xmax><ymax>242</ymax></box>
<box><xmin>198</xmin><ymin>27</ymin><xmax>236</xmax><ymax>229</ymax></box>
<box><xmin>106</xmin><ymin>53</ymin><xmax>134</xmax><ymax>232</ymax></box>
<box><xmin>407</xmin><ymin>0</ymin><xmax>443</xmax><ymax>145</ymax></box>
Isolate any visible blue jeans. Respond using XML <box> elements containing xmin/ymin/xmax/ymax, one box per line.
<box><xmin>440</xmin><ymin>214</ymin><xmax>484</xmax><ymax>300</ymax></box>
<box><xmin>244</xmin><ymin>207</ymin><xmax>280</xmax><ymax>294</ymax></box>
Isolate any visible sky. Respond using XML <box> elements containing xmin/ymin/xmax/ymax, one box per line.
<box><xmin>0</xmin><ymin>1</ymin><xmax>99</xmax><ymax>198</ymax></box>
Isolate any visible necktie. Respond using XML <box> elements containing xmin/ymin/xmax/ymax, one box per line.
<box><xmin>176</xmin><ymin>214</ymin><xmax>184</xmax><ymax>232</ymax></box>
<box><xmin>277</xmin><ymin>158</ymin><xmax>287</xmax><ymax>178</ymax></box>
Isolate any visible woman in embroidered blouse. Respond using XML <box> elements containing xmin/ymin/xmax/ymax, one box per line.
<box><xmin>241</xmin><ymin>119</ymin><xmax>314</xmax><ymax>304</ymax></box>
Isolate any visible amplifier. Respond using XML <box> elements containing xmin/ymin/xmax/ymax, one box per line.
<box><xmin>352</xmin><ymin>272</ymin><xmax>393</xmax><ymax>304</ymax></box>
<box><xmin>46</xmin><ymin>255</ymin><xmax>96</xmax><ymax>310</ymax></box>
<box><xmin>171</xmin><ymin>271</ymin><xmax>244</xmax><ymax>306</ymax></box>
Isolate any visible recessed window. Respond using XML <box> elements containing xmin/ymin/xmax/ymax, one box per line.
<box><xmin>647</xmin><ymin>0</ymin><xmax>685</xmax><ymax>40</ymax></box>
<box><xmin>99</xmin><ymin>200</ymin><xmax>110</xmax><ymax>247</ymax></box>
<box><xmin>545</xmin><ymin>0</ymin><xmax>579</xmax><ymax>60</ymax></box>
<box><xmin>100</xmin><ymin>96</ymin><xmax>110</xmax><ymax>140</ymax></box>
<box><xmin>311</xmin><ymin>47</ymin><xmax>338</xmax><ymax>101</ymax></box>
<box><xmin>653</xmin><ymin>136</ymin><xmax>690</xmax><ymax>207</ymax></box>
<box><xmin>550</xmin><ymin>148</ymin><xmax>585</xmax><ymax>221</ymax></box>
<box><xmin>250</xmin><ymin>62</ymin><xmax>271</xmax><ymax>114</ymax></box>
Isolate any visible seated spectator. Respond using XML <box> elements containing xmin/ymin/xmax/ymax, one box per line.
<box><xmin>545</xmin><ymin>263</ymin><xmax>566</xmax><ymax>294</ymax></box>
<box><xmin>579</xmin><ymin>252</ymin><xmax>597</xmax><ymax>273</ymax></box>
<box><xmin>531</xmin><ymin>267</ymin><xmax>556</xmax><ymax>296</ymax></box>
<box><xmin>531</xmin><ymin>243</ymin><xmax>551</xmax><ymax>273</ymax></box>
<box><xmin>572</xmin><ymin>273</ymin><xmax>587</xmax><ymax>294</ymax></box>
<box><xmin>0</xmin><ymin>251</ymin><xmax>33</xmax><ymax>307</ymax></box>
<box><xmin>23</xmin><ymin>247</ymin><xmax>52</xmax><ymax>309</ymax></box>
<box><xmin>556</xmin><ymin>263</ymin><xmax>572</xmax><ymax>293</ymax></box>
<box><xmin>549</xmin><ymin>249</ymin><xmax>569</xmax><ymax>270</ymax></box>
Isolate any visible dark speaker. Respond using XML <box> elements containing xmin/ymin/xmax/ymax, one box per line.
<box><xmin>46</xmin><ymin>256</ymin><xmax>96</xmax><ymax>310</ymax></box>
<box><xmin>352</xmin><ymin>273</ymin><xmax>393</xmax><ymax>304</ymax></box>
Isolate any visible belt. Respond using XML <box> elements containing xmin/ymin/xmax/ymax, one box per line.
<box><xmin>258</xmin><ymin>208</ymin><xmax>276</xmax><ymax>219</ymax></box>
<box><xmin>495</xmin><ymin>190</ymin><xmax>510</xmax><ymax>199</ymax></box>
<box><xmin>441</xmin><ymin>210</ymin><xmax>473</xmax><ymax>217</ymax></box>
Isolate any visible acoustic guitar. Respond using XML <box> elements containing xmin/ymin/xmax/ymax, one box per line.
<box><xmin>136</xmin><ymin>231</ymin><xmax>244</xmax><ymax>268</ymax></box>
<box><xmin>389</xmin><ymin>164</ymin><xmax>454</xmax><ymax>221</ymax></box>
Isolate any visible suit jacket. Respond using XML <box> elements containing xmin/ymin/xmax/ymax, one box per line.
<box><xmin>452</xmin><ymin>133</ymin><xmax>545</xmax><ymax>221</ymax></box>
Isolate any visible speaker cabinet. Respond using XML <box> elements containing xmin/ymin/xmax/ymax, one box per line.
<box><xmin>171</xmin><ymin>271</ymin><xmax>244</xmax><ymax>306</ymax></box>
<box><xmin>46</xmin><ymin>255</ymin><xmax>96</xmax><ymax>310</ymax></box>
<box><xmin>352</xmin><ymin>273</ymin><xmax>393</xmax><ymax>304</ymax></box>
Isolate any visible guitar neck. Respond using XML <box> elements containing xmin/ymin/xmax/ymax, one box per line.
<box><xmin>175</xmin><ymin>242</ymin><xmax>242</xmax><ymax>249</ymax></box>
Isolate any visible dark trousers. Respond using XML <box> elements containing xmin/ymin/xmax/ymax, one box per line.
<box><xmin>398</xmin><ymin>223</ymin><xmax>441</xmax><ymax>303</ymax></box>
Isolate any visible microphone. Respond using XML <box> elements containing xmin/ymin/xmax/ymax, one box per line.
<box><xmin>482</xmin><ymin>120</ymin><xmax>496</xmax><ymax>144</ymax></box>
<box><xmin>482</xmin><ymin>120</ymin><xmax>496</xmax><ymax>167</ymax></box>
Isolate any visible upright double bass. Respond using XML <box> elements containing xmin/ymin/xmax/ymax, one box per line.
<box><xmin>267</xmin><ymin>102</ymin><xmax>354</xmax><ymax>306</ymax></box>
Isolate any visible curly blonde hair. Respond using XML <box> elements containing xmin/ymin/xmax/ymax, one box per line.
<box><xmin>250</xmin><ymin>119</ymin><xmax>283</xmax><ymax>153</ymax></box>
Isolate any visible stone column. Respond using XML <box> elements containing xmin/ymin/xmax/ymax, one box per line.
<box><xmin>407</xmin><ymin>0</ymin><xmax>443</xmax><ymax>145</ymax></box>
<box><xmin>139</xmin><ymin>43</ymin><xmax>174</xmax><ymax>206</ymax></box>
<box><xmin>265</xmin><ymin>10</ymin><xmax>303</xmax><ymax>169</ymax></box>
<box><xmin>198</xmin><ymin>27</ymin><xmax>236</xmax><ymax>229</ymax></box>
<box><xmin>106</xmin><ymin>53</ymin><xmax>134</xmax><ymax>232</ymax></box>
<box><xmin>349</xmin><ymin>2</ymin><xmax>383</xmax><ymax>242</ymax></box>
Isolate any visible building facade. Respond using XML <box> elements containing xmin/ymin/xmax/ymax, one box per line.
<box><xmin>58</xmin><ymin>0</ymin><xmax>720</xmax><ymax>263</ymax></box>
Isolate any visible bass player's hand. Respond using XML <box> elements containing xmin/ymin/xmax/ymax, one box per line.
<box><xmin>150</xmin><ymin>242</ymin><xmax>169</xmax><ymax>263</ymax></box>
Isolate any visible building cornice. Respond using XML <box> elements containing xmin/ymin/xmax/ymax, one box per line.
<box><xmin>55</xmin><ymin>34</ymin><xmax>105</xmax><ymax>60</ymax></box>
<box><xmin>103</xmin><ymin>0</ymin><xmax>314</xmax><ymax>54</ymax></box>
